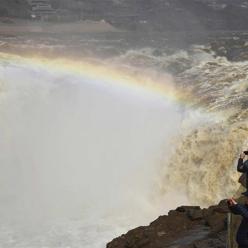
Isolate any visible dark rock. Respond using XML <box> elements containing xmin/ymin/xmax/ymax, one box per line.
<box><xmin>193</xmin><ymin>237</ymin><xmax>225</xmax><ymax>248</ymax></box>
<box><xmin>205</xmin><ymin>212</ymin><xmax>227</xmax><ymax>232</ymax></box>
<box><xmin>107</xmin><ymin>201</ymin><xmax>229</xmax><ymax>248</ymax></box>
<box><xmin>175</xmin><ymin>206</ymin><xmax>204</xmax><ymax>221</ymax></box>
<box><xmin>188</xmin><ymin>209</ymin><xmax>204</xmax><ymax>221</ymax></box>
<box><xmin>176</xmin><ymin>206</ymin><xmax>201</xmax><ymax>213</ymax></box>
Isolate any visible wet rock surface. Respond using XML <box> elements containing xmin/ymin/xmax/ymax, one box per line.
<box><xmin>107</xmin><ymin>200</ymin><xmax>229</xmax><ymax>248</ymax></box>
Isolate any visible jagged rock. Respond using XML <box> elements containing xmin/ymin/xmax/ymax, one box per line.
<box><xmin>175</xmin><ymin>206</ymin><xmax>203</xmax><ymax>220</ymax></box>
<box><xmin>194</xmin><ymin>237</ymin><xmax>225</xmax><ymax>248</ymax></box>
<box><xmin>188</xmin><ymin>209</ymin><xmax>204</xmax><ymax>221</ymax></box>
<box><xmin>107</xmin><ymin>201</ymin><xmax>229</xmax><ymax>248</ymax></box>
<box><xmin>205</xmin><ymin>212</ymin><xmax>226</xmax><ymax>232</ymax></box>
<box><xmin>176</xmin><ymin>206</ymin><xmax>201</xmax><ymax>213</ymax></box>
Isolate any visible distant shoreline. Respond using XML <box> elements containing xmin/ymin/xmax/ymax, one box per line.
<box><xmin>1</xmin><ymin>18</ymin><xmax>248</xmax><ymax>37</ymax></box>
<box><xmin>0</xmin><ymin>19</ymin><xmax>120</xmax><ymax>35</ymax></box>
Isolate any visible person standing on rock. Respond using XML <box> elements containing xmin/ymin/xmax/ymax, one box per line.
<box><xmin>228</xmin><ymin>195</ymin><xmax>248</xmax><ymax>248</ymax></box>
<box><xmin>237</xmin><ymin>151</ymin><xmax>248</xmax><ymax>192</ymax></box>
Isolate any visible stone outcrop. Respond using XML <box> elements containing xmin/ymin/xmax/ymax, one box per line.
<box><xmin>107</xmin><ymin>200</ymin><xmax>230</xmax><ymax>248</ymax></box>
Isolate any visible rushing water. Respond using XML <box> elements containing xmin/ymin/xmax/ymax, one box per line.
<box><xmin>0</xmin><ymin>32</ymin><xmax>248</xmax><ymax>247</ymax></box>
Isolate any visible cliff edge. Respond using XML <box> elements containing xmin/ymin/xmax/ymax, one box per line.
<box><xmin>107</xmin><ymin>200</ymin><xmax>230</xmax><ymax>248</ymax></box>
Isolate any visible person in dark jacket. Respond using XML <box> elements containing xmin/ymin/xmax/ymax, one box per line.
<box><xmin>237</xmin><ymin>152</ymin><xmax>248</xmax><ymax>191</ymax></box>
<box><xmin>228</xmin><ymin>194</ymin><xmax>248</xmax><ymax>248</ymax></box>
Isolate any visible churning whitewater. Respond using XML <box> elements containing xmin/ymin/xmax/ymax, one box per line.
<box><xmin>0</xmin><ymin>55</ymin><xmax>185</xmax><ymax>247</ymax></box>
<box><xmin>1</xmin><ymin>38</ymin><xmax>248</xmax><ymax>247</ymax></box>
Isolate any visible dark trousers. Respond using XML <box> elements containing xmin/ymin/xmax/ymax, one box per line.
<box><xmin>245</xmin><ymin>173</ymin><xmax>248</xmax><ymax>189</ymax></box>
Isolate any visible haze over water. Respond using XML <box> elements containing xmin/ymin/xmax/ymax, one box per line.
<box><xmin>1</xmin><ymin>24</ymin><xmax>248</xmax><ymax>247</ymax></box>
<box><xmin>0</xmin><ymin>52</ymin><xmax>187</xmax><ymax>247</ymax></box>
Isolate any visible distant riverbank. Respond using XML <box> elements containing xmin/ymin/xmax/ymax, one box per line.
<box><xmin>0</xmin><ymin>19</ymin><xmax>119</xmax><ymax>35</ymax></box>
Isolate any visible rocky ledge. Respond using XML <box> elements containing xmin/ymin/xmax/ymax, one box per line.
<box><xmin>107</xmin><ymin>200</ymin><xmax>229</xmax><ymax>248</ymax></box>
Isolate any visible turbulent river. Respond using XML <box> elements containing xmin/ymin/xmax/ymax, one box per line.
<box><xmin>0</xmin><ymin>32</ymin><xmax>248</xmax><ymax>247</ymax></box>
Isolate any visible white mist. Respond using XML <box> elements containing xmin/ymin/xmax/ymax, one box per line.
<box><xmin>0</xmin><ymin>59</ymin><xmax>183</xmax><ymax>247</ymax></box>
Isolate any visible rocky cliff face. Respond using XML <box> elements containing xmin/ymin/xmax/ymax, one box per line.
<box><xmin>105</xmin><ymin>0</ymin><xmax>248</xmax><ymax>31</ymax></box>
<box><xmin>107</xmin><ymin>200</ymin><xmax>230</xmax><ymax>248</ymax></box>
<box><xmin>0</xmin><ymin>0</ymin><xmax>29</xmax><ymax>18</ymax></box>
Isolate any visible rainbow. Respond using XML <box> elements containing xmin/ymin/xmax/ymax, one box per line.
<box><xmin>0</xmin><ymin>52</ymin><xmax>192</xmax><ymax>105</ymax></box>
<box><xmin>0</xmin><ymin>52</ymin><xmax>228</xmax><ymax>122</ymax></box>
